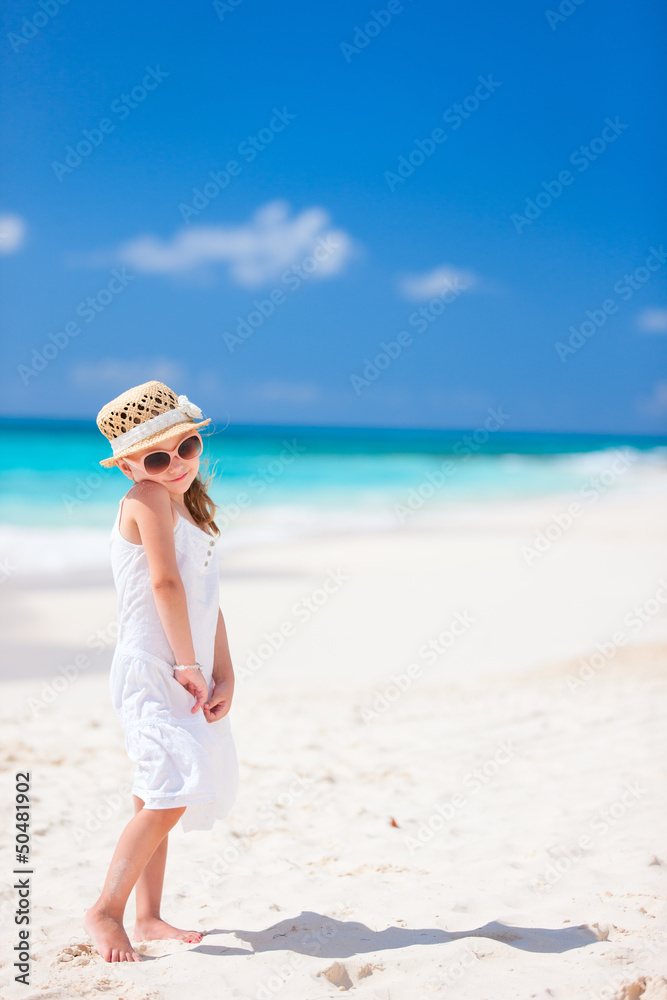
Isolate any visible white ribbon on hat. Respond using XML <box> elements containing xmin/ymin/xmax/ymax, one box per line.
<box><xmin>175</xmin><ymin>394</ymin><xmax>203</xmax><ymax>420</ymax></box>
<box><xmin>111</xmin><ymin>394</ymin><xmax>204</xmax><ymax>456</ymax></box>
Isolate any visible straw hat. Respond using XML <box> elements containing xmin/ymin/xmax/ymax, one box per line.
<box><xmin>96</xmin><ymin>380</ymin><xmax>212</xmax><ymax>468</ymax></box>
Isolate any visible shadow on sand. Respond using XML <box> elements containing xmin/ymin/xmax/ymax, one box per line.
<box><xmin>184</xmin><ymin>911</ymin><xmax>601</xmax><ymax>958</ymax></box>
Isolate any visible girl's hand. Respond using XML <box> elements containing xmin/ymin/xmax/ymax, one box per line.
<box><xmin>203</xmin><ymin>677</ymin><xmax>233</xmax><ymax>723</ymax></box>
<box><xmin>173</xmin><ymin>666</ymin><xmax>209</xmax><ymax>714</ymax></box>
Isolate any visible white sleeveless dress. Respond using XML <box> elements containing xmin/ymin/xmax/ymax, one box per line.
<box><xmin>108</xmin><ymin>496</ymin><xmax>239</xmax><ymax>833</ymax></box>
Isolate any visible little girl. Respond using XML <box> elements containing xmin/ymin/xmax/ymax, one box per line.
<box><xmin>83</xmin><ymin>380</ymin><xmax>239</xmax><ymax>963</ymax></box>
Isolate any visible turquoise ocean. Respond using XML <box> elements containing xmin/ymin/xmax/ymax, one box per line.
<box><xmin>1</xmin><ymin>417</ymin><xmax>665</xmax><ymax>577</ymax></box>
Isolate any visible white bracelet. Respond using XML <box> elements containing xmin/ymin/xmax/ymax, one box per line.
<box><xmin>173</xmin><ymin>662</ymin><xmax>202</xmax><ymax>674</ymax></box>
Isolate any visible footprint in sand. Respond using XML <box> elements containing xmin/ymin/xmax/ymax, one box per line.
<box><xmin>54</xmin><ymin>942</ymin><xmax>96</xmax><ymax>966</ymax></box>
<box><xmin>615</xmin><ymin>977</ymin><xmax>667</xmax><ymax>1000</ymax></box>
<box><xmin>319</xmin><ymin>961</ymin><xmax>354</xmax><ymax>990</ymax></box>
<box><xmin>358</xmin><ymin>961</ymin><xmax>384</xmax><ymax>979</ymax></box>
<box><xmin>319</xmin><ymin>960</ymin><xmax>385</xmax><ymax>990</ymax></box>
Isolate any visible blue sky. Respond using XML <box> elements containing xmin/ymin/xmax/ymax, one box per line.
<box><xmin>1</xmin><ymin>0</ymin><xmax>665</xmax><ymax>434</ymax></box>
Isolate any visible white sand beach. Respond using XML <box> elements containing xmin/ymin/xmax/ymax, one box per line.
<box><xmin>1</xmin><ymin>465</ymin><xmax>666</xmax><ymax>1000</ymax></box>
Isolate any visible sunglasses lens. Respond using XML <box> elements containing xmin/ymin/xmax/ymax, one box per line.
<box><xmin>178</xmin><ymin>435</ymin><xmax>202</xmax><ymax>460</ymax></box>
<box><xmin>143</xmin><ymin>451</ymin><xmax>171</xmax><ymax>474</ymax></box>
<box><xmin>141</xmin><ymin>435</ymin><xmax>201</xmax><ymax>474</ymax></box>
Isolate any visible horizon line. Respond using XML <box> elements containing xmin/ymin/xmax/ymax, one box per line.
<box><xmin>0</xmin><ymin>413</ymin><xmax>665</xmax><ymax>445</ymax></box>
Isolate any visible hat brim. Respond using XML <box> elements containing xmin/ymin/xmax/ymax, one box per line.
<box><xmin>99</xmin><ymin>417</ymin><xmax>212</xmax><ymax>468</ymax></box>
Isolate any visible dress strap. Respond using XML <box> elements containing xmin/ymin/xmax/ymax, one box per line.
<box><xmin>112</xmin><ymin>496</ymin><xmax>132</xmax><ymax>544</ymax></box>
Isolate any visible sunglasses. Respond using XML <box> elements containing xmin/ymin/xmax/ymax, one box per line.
<box><xmin>128</xmin><ymin>434</ymin><xmax>203</xmax><ymax>475</ymax></box>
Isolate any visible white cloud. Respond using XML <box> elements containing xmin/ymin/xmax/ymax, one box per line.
<box><xmin>69</xmin><ymin>200</ymin><xmax>356</xmax><ymax>288</ymax></box>
<box><xmin>637</xmin><ymin>380</ymin><xmax>667</xmax><ymax>417</ymax></box>
<box><xmin>0</xmin><ymin>213</ymin><xmax>27</xmax><ymax>254</ymax></box>
<box><xmin>421</xmin><ymin>387</ymin><xmax>495</xmax><ymax>423</ymax></box>
<box><xmin>68</xmin><ymin>357</ymin><xmax>186</xmax><ymax>389</ymax></box>
<box><xmin>244</xmin><ymin>379</ymin><xmax>324</xmax><ymax>404</ymax></box>
<box><xmin>397</xmin><ymin>264</ymin><xmax>478</xmax><ymax>301</ymax></box>
<box><xmin>637</xmin><ymin>307</ymin><xmax>667</xmax><ymax>333</ymax></box>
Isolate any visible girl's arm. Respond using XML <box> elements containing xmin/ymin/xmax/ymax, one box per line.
<box><xmin>203</xmin><ymin>607</ymin><xmax>235</xmax><ymax>722</ymax></box>
<box><xmin>212</xmin><ymin>607</ymin><xmax>234</xmax><ymax>684</ymax></box>
<box><xmin>124</xmin><ymin>482</ymin><xmax>207</xmax><ymax>711</ymax></box>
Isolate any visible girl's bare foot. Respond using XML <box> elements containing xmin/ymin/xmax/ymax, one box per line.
<box><xmin>133</xmin><ymin>916</ymin><xmax>204</xmax><ymax>943</ymax></box>
<box><xmin>83</xmin><ymin>905</ymin><xmax>143</xmax><ymax>962</ymax></box>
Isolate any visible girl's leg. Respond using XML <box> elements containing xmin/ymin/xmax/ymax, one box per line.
<box><xmin>131</xmin><ymin>795</ymin><xmax>203</xmax><ymax>944</ymax></box>
<box><xmin>83</xmin><ymin>802</ymin><xmax>187</xmax><ymax>962</ymax></box>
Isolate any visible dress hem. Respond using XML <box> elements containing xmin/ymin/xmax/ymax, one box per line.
<box><xmin>132</xmin><ymin>786</ymin><xmax>235</xmax><ymax>810</ymax></box>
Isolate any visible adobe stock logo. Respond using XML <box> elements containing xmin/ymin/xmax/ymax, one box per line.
<box><xmin>7</xmin><ymin>0</ymin><xmax>70</xmax><ymax>54</ymax></box>
<box><xmin>16</xmin><ymin>269</ymin><xmax>135</xmax><ymax>385</ymax></box>
<box><xmin>545</xmin><ymin>0</ymin><xmax>588</xmax><ymax>30</ymax></box>
<box><xmin>554</xmin><ymin>247</ymin><xmax>666</xmax><ymax>362</ymax></box>
<box><xmin>510</xmin><ymin>117</ymin><xmax>628</xmax><ymax>234</ymax></box>
<box><xmin>50</xmin><ymin>66</ymin><xmax>169</xmax><ymax>181</ymax></box>
<box><xmin>384</xmin><ymin>75</ymin><xmax>501</xmax><ymax>192</ymax></box>
<box><xmin>178</xmin><ymin>107</ymin><xmax>296</xmax><ymax>223</ymax></box>
<box><xmin>339</xmin><ymin>1</ymin><xmax>414</xmax><ymax>62</ymax></box>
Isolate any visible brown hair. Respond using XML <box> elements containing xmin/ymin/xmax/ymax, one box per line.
<box><xmin>183</xmin><ymin>431</ymin><xmax>221</xmax><ymax>537</ymax></box>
